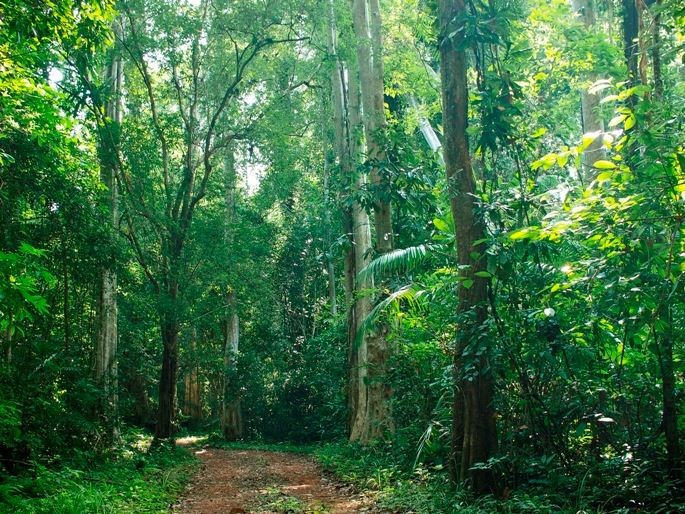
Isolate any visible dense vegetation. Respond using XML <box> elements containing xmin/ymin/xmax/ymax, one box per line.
<box><xmin>1</xmin><ymin>0</ymin><xmax>683</xmax><ymax>511</ymax></box>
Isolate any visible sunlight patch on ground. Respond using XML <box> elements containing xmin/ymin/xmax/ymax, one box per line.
<box><xmin>176</xmin><ymin>435</ymin><xmax>209</xmax><ymax>447</ymax></box>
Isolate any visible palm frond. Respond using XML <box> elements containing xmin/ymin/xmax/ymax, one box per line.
<box><xmin>354</xmin><ymin>284</ymin><xmax>426</xmax><ymax>346</ymax></box>
<box><xmin>357</xmin><ymin>244</ymin><xmax>440</xmax><ymax>284</ymax></box>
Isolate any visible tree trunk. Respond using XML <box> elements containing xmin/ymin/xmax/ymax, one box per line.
<box><xmin>95</xmin><ymin>22</ymin><xmax>123</xmax><ymax>441</ymax></box>
<box><xmin>351</xmin><ymin>0</ymin><xmax>393</xmax><ymax>253</ymax></box>
<box><xmin>221</xmin><ymin>150</ymin><xmax>243</xmax><ymax>441</ymax></box>
<box><xmin>623</xmin><ymin>0</ymin><xmax>639</xmax><ymax>83</ymax></box>
<box><xmin>658</xmin><ymin>304</ymin><xmax>682</xmax><ymax>481</ymax></box>
<box><xmin>222</xmin><ymin>289</ymin><xmax>242</xmax><ymax>440</ymax></box>
<box><xmin>349</xmin><ymin>0</ymin><xmax>394</xmax><ymax>444</ymax></box>
<box><xmin>650</xmin><ymin>0</ymin><xmax>663</xmax><ymax>99</ymax></box>
<box><xmin>438</xmin><ymin>0</ymin><xmax>498</xmax><ymax>495</ymax></box>
<box><xmin>156</xmin><ymin>309</ymin><xmax>180</xmax><ymax>440</ymax></box>
<box><xmin>183</xmin><ymin>327</ymin><xmax>202</xmax><ymax>423</ymax></box>
<box><xmin>323</xmin><ymin>145</ymin><xmax>338</xmax><ymax>317</ymax></box>
<box><xmin>570</xmin><ymin>0</ymin><xmax>605</xmax><ymax>174</ymax></box>
<box><xmin>327</xmin><ymin>2</ymin><xmax>378</xmax><ymax>440</ymax></box>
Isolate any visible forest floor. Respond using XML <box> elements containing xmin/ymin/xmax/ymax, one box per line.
<box><xmin>173</xmin><ymin>437</ymin><xmax>377</xmax><ymax>514</ymax></box>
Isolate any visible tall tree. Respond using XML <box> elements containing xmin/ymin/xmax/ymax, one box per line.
<box><xmin>327</xmin><ymin>0</ymin><xmax>375</xmax><ymax>441</ymax></box>
<box><xmin>570</xmin><ymin>0</ymin><xmax>605</xmax><ymax>173</ymax></box>
<box><xmin>437</xmin><ymin>0</ymin><xmax>498</xmax><ymax>494</ymax></box>
<box><xmin>349</xmin><ymin>0</ymin><xmax>394</xmax><ymax>443</ymax></box>
<box><xmin>117</xmin><ymin>0</ymin><xmax>310</xmax><ymax>440</ymax></box>
<box><xmin>94</xmin><ymin>19</ymin><xmax>123</xmax><ymax>441</ymax></box>
<box><xmin>221</xmin><ymin>149</ymin><xmax>243</xmax><ymax>441</ymax></box>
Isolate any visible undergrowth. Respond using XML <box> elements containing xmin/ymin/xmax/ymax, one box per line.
<box><xmin>0</xmin><ymin>431</ymin><xmax>197</xmax><ymax>514</ymax></box>
<box><xmin>203</xmin><ymin>432</ymin><xmax>318</xmax><ymax>455</ymax></box>
<box><xmin>314</xmin><ymin>442</ymin><xmax>682</xmax><ymax>514</ymax></box>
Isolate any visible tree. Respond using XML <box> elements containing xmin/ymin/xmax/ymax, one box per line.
<box><xmin>570</xmin><ymin>0</ymin><xmax>605</xmax><ymax>173</ymax></box>
<box><xmin>117</xmin><ymin>0</ymin><xmax>312</xmax><ymax>440</ymax></box>
<box><xmin>94</xmin><ymin>18</ymin><xmax>124</xmax><ymax>441</ymax></box>
<box><xmin>348</xmin><ymin>0</ymin><xmax>394</xmax><ymax>443</ymax></box>
<box><xmin>437</xmin><ymin>0</ymin><xmax>498</xmax><ymax>494</ymax></box>
<box><xmin>221</xmin><ymin>149</ymin><xmax>243</xmax><ymax>441</ymax></box>
<box><xmin>327</xmin><ymin>0</ymin><xmax>376</xmax><ymax>441</ymax></box>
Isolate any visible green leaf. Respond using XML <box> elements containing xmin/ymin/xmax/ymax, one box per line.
<box><xmin>608</xmin><ymin>114</ymin><xmax>627</xmax><ymax>128</ymax></box>
<box><xmin>593</xmin><ymin>160</ymin><xmax>617</xmax><ymax>169</ymax></box>
<box><xmin>432</xmin><ymin>218</ymin><xmax>449</xmax><ymax>233</ymax></box>
<box><xmin>581</xmin><ymin>131</ymin><xmax>601</xmax><ymax>151</ymax></box>
<box><xmin>624</xmin><ymin>114</ymin><xmax>636</xmax><ymax>130</ymax></box>
<box><xmin>462</xmin><ymin>279</ymin><xmax>474</xmax><ymax>289</ymax></box>
<box><xmin>474</xmin><ymin>271</ymin><xmax>492</xmax><ymax>278</ymax></box>
<box><xmin>588</xmin><ymin>79</ymin><xmax>613</xmax><ymax>95</ymax></box>
<box><xmin>357</xmin><ymin>244</ymin><xmax>438</xmax><ymax>283</ymax></box>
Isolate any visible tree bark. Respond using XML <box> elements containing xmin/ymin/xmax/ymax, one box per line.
<box><xmin>623</xmin><ymin>0</ymin><xmax>639</xmax><ymax>83</ymax></box>
<box><xmin>221</xmin><ymin>149</ymin><xmax>243</xmax><ymax>441</ymax></box>
<box><xmin>570</xmin><ymin>0</ymin><xmax>605</xmax><ymax>175</ymax></box>
<box><xmin>323</xmin><ymin>145</ymin><xmax>338</xmax><ymax>317</ymax></box>
<box><xmin>156</xmin><ymin>310</ymin><xmax>180</xmax><ymax>440</ymax></box>
<box><xmin>349</xmin><ymin>0</ymin><xmax>394</xmax><ymax>444</ymax></box>
<box><xmin>183</xmin><ymin>327</ymin><xmax>202</xmax><ymax>423</ymax></box>
<box><xmin>438</xmin><ymin>0</ymin><xmax>498</xmax><ymax>495</ymax></box>
<box><xmin>222</xmin><ymin>290</ymin><xmax>243</xmax><ymax>440</ymax></box>
<box><xmin>95</xmin><ymin>20</ymin><xmax>123</xmax><ymax>441</ymax></box>
<box><xmin>351</xmin><ymin>0</ymin><xmax>393</xmax><ymax>253</ymax></box>
<box><xmin>327</xmin><ymin>2</ymin><xmax>377</xmax><ymax>440</ymax></box>
<box><xmin>650</xmin><ymin>0</ymin><xmax>663</xmax><ymax>99</ymax></box>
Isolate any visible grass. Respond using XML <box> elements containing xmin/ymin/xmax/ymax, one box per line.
<box><xmin>0</xmin><ymin>431</ymin><xmax>198</xmax><ymax>514</ymax></box>
<box><xmin>252</xmin><ymin>485</ymin><xmax>330</xmax><ymax>514</ymax></box>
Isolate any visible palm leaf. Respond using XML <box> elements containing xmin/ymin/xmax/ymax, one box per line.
<box><xmin>354</xmin><ymin>284</ymin><xmax>426</xmax><ymax>346</ymax></box>
<box><xmin>356</xmin><ymin>244</ymin><xmax>440</xmax><ymax>284</ymax></box>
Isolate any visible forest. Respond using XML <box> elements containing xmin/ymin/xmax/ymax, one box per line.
<box><xmin>0</xmin><ymin>0</ymin><xmax>683</xmax><ymax>512</ymax></box>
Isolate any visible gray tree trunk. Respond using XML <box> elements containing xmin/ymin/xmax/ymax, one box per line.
<box><xmin>221</xmin><ymin>150</ymin><xmax>243</xmax><ymax>440</ymax></box>
<box><xmin>327</xmin><ymin>2</ymin><xmax>377</xmax><ymax>440</ymax></box>
<box><xmin>571</xmin><ymin>0</ymin><xmax>605</xmax><ymax>175</ymax></box>
<box><xmin>95</xmin><ymin>22</ymin><xmax>123</xmax><ymax>441</ymax></box>
<box><xmin>349</xmin><ymin>0</ymin><xmax>394</xmax><ymax>444</ymax></box>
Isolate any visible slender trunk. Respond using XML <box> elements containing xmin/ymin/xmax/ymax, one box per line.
<box><xmin>349</xmin><ymin>0</ymin><xmax>394</xmax><ymax>443</ymax></box>
<box><xmin>221</xmin><ymin>149</ymin><xmax>243</xmax><ymax>440</ymax></box>
<box><xmin>657</xmin><ymin>304</ymin><xmax>682</xmax><ymax>481</ymax></box>
<box><xmin>183</xmin><ymin>327</ymin><xmax>202</xmax><ymax>423</ymax></box>
<box><xmin>636</xmin><ymin>0</ymin><xmax>649</xmax><ymax>86</ymax></box>
<box><xmin>95</xmin><ymin>30</ymin><xmax>122</xmax><ymax>439</ymax></box>
<box><xmin>571</xmin><ymin>0</ymin><xmax>605</xmax><ymax>174</ymax></box>
<box><xmin>327</xmin><ymin>2</ymin><xmax>376</xmax><ymax>439</ymax></box>
<box><xmin>222</xmin><ymin>289</ymin><xmax>242</xmax><ymax>440</ymax></box>
<box><xmin>156</xmin><ymin>310</ymin><xmax>180</xmax><ymax>440</ymax></box>
<box><xmin>623</xmin><ymin>0</ymin><xmax>639</xmax><ymax>83</ymax></box>
<box><xmin>323</xmin><ymin>146</ymin><xmax>338</xmax><ymax>317</ymax></box>
<box><xmin>650</xmin><ymin>0</ymin><xmax>663</xmax><ymax>99</ymax></box>
<box><xmin>438</xmin><ymin>0</ymin><xmax>498</xmax><ymax>495</ymax></box>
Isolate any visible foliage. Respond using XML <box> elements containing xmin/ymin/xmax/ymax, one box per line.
<box><xmin>0</xmin><ymin>0</ymin><xmax>683</xmax><ymax>511</ymax></box>
<box><xmin>0</xmin><ymin>431</ymin><xmax>197</xmax><ymax>514</ymax></box>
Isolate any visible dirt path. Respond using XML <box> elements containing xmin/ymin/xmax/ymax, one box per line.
<box><xmin>173</xmin><ymin>443</ymin><xmax>375</xmax><ymax>514</ymax></box>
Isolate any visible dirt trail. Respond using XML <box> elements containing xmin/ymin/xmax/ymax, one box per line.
<box><xmin>174</xmin><ymin>442</ymin><xmax>375</xmax><ymax>514</ymax></box>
